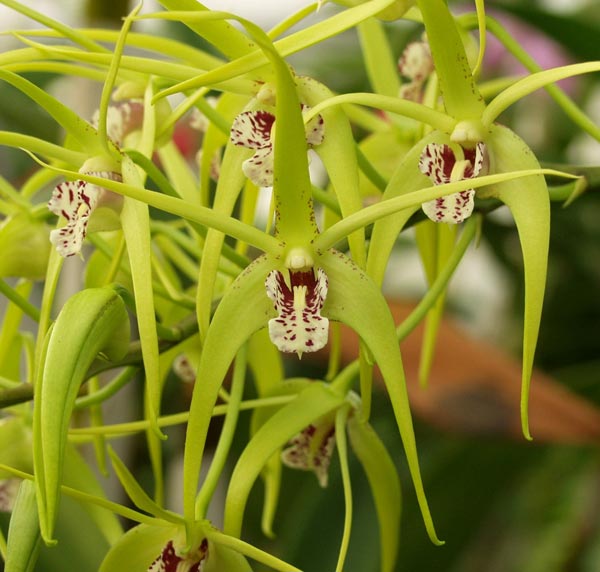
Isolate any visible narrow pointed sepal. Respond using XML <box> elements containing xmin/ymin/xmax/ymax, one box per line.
<box><xmin>486</xmin><ymin>125</ymin><xmax>550</xmax><ymax>440</ymax></box>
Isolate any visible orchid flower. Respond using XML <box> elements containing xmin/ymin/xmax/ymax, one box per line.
<box><xmin>398</xmin><ymin>40</ymin><xmax>434</xmax><ymax>102</ymax></box>
<box><xmin>418</xmin><ymin>141</ymin><xmax>487</xmax><ymax>223</ymax></box>
<box><xmin>281</xmin><ymin>418</ymin><xmax>336</xmax><ymax>487</ymax></box>
<box><xmin>230</xmin><ymin>104</ymin><xmax>324</xmax><ymax>187</ymax></box>
<box><xmin>158</xmin><ymin>13</ymin><xmax>443</xmax><ymax>552</ymax></box>
<box><xmin>47</xmin><ymin>168</ymin><xmax>122</xmax><ymax>258</ymax></box>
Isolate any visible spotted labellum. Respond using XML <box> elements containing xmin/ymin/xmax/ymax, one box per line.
<box><xmin>148</xmin><ymin>538</ymin><xmax>208</xmax><ymax>572</ymax></box>
<box><xmin>265</xmin><ymin>267</ymin><xmax>329</xmax><ymax>358</ymax></box>
<box><xmin>230</xmin><ymin>105</ymin><xmax>324</xmax><ymax>187</ymax></box>
<box><xmin>281</xmin><ymin>422</ymin><xmax>336</xmax><ymax>487</ymax></box>
<box><xmin>398</xmin><ymin>40</ymin><xmax>434</xmax><ymax>102</ymax></box>
<box><xmin>418</xmin><ymin>141</ymin><xmax>487</xmax><ymax>223</ymax></box>
<box><xmin>47</xmin><ymin>171</ymin><xmax>123</xmax><ymax>258</ymax></box>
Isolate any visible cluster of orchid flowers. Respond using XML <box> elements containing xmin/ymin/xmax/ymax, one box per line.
<box><xmin>0</xmin><ymin>0</ymin><xmax>597</xmax><ymax>571</ymax></box>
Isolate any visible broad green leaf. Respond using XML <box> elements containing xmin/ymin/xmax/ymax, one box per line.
<box><xmin>485</xmin><ymin>124</ymin><xmax>550</xmax><ymax>440</ymax></box>
<box><xmin>417</xmin><ymin>0</ymin><xmax>485</xmax><ymax>120</ymax></box>
<box><xmin>183</xmin><ymin>255</ymin><xmax>274</xmax><ymax>523</ymax></box>
<box><xmin>5</xmin><ymin>480</ymin><xmax>41</xmax><ymax>572</ymax></box>
<box><xmin>347</xmin><ymin>416</ymin><xmax>402</xmax><ymax>572</ymax></box>
<box><xmin>322</xmin><ymin>250</ymin><xmax>442</xmax><ymax>545</ymax></box>
<box><xmin>223</xmin><ymin>382</ymin><xmax>346</xmax><ymax>538</ymax></box>
<box><xmin>33</xmin><ymin>286</ymin><xmax>129</xmax><ymax>543</ymax></box>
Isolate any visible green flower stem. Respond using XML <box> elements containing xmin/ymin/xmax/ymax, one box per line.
<box><xmin>157</xmin><ymin>0</ymin><xmax>258</xmax><ymax>60</ymax></box>
<box><xmin>0</xmin><ymin>463</ymin><xmax>158</xmax><ymax>526</ymax></box>
<box><xmin>334</xmin><ymin>404</ymin><xmax>353</xmax><ymax>572</ymax></box>
<box><xmin>472</xmin><ymin>0</ymin><xmax>487</xmax><ymax>80</ymax></box>
<box><xmin>358</xmin><ymin>17</ymin><xmax>400</xmax><ymax>97</ymax></box>
<box><xmin>74</xmin><ymin>367</ymin><xmax>138</xmax><ymax>410</ymax></box>
<box><xmin>356</xmin><ymin>145</ymin><xmax>387</xmax><ymax>193</ymax></box>
<box><xmin>0</xmin><ymin>173</ymin><xmax>28</xmax><ymax>208</ymax></box>
<box><xmin>0</xmin><ymin>280</ymin><xmax>40</xmax><ymax>322</ymax></box>
<box><xmin>154</xmin><ymin>236</ymin><xmax>199</xmax><ymax>282</ymax></box>
<box><xmin>26</xmin><ymin>157</ymin><xmax>281</xmax><ymax>255</ymax></box>
<box><xmin>206</xmin><ymin>529</ymin><xmax>301</xmax><ymax>572</ymax></box>
<box><xmin>267</xmin><ymin>1</ymin><xmax>318</xmax><ymax>39</ymax></box>
<box><xmin>0</xmin><ymin>0</ymin><xmax>108</xmax><ymax>52</ymax></box>
<box><xmin>0</xmin><ymin>132</ymin><xmax>85</xmax><ymax>165</ymax></box>
<box><xmin>97</xmin><ymin>3</ymin><xmax>142</xmax><ymax>158</ymax></box>
<box><xmin>417</xmin><ymin>0</ymin><xmax>485</xmax><ymax>120</ymax></box>
<box><xmin>18</xmin><ymin>28</ymin><xmax>226</xmax><ymax>71</ymax></box>
<box><xmin>459</xmin><ymin>13</ymin><xmax>600</xmax><ymax>141</ymax></box>
<box><xmin>312</xmin><ymin>184</ymin><xmax>342</xmax><ymax>217</ymax></box>
<box><xmin>396</xmin><ymin>216</ymin><xmax>477</xmax><ymax>341</ymax></box>
<box><xmin>195</xmin><ymin>344</ymin><xmax>247</xmax><ymax>519</ymax></box>
<box><xmin>148</xmin><ymin>0</ymin><xmax>400</xmax><ymax>99</ymax></box>
<box><xmin>4</xmin><ymin>61</ymin><xmax>115</xmax><ymax>84</ymax></box>
<box><xmin>303</xmin><ymin>93</ymin><xmax>456</xmax><ymax>133</ymax></box>
<box><xmin>483</xmin><ymin>62</ymin><xmax>600</xmax><ymax>127</ymax></box>
<box><xmin>314</xmin><ymin>168</ymin><xmax>577</xmax><ymax>252</ymax></box>
<box><xmin>68</xmin><ymin>396</ymin><xmax>296</xmax><ymax>439</ymax></box>
<box><xmin>150</xmin><ymin>221</ymin><xmax>248</xmax><ymax>272</ymax></box>
<box><xmin>21</xmin><ymin>168</ymin><xmax>59</xmax><ymax>200</ymax></box>
<box><xmin>87</xmin><ymin>235</ymin><xmax>196</xmax><ymax>311</ymax></box>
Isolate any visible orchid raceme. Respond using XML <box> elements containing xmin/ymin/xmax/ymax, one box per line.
<box><xmin>0</xmin><ymin>0</ymin><xmax>598</xmax><ymax>571</ymax></box>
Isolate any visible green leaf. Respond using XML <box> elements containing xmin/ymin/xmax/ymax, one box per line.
<box><xmin>223</xmin><ymin>382</ymin><xmax>346</xmax><ymax>538</ymax></box>
<box><xmin>347</xmin><ymin>417</ymin><xmax>402</xmax><ymax>572</ymax></box>
<box><xmin>322</xmin><ymin>250</ymin><xmax>442</xmax><ymax>545</ymax></box>
<box><xmin>33</xmin><ymin>286</ymin><xmax>130</xmax><ymax>543</ymax></box>
<box><xmin>486</xmin><ymin>124</ymin><xmax>550</xmax><ymax>440</ymax></box>
<box><xmin>5</xmin><ymin>480</ymin><xmax>41</xmax><ymax>572</ymax></box>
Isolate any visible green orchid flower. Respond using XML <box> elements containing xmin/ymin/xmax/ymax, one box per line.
<box><xmin>130</xmin><ymin>9</ymin><xmax>443</xmax><ymax>549</ymax></box>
